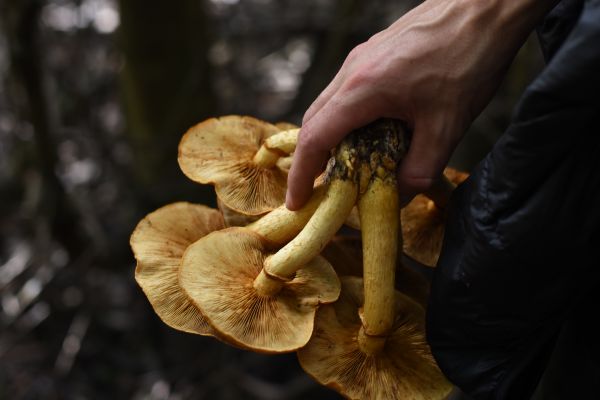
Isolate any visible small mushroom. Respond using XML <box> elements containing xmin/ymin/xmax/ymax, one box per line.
<box><xmin>178</xmin><ymin>115</ymin><xmax>299</xmax><ymax>215</ymax></box>
<box><xmin>130</xmin><ymin>202</ymin><xmax>225</xmax><ymax>336</ymax></box>
<box><xmin>176</xmin><ymin>185</ymin><xmax>335</xmax><ymax>352</ymax></box>
<box><xmin>402</xmin><ymin>167</ymin><xmax>469</xmax><ymax>267</ymax></box>
<box><xmin>179</xmin><ymin>227</ymin><xmax>340</xmax><ymax>353</ymax></box>
<box><xmin>297</xmin><ymin>277</ymin><xmax>452</xmax><ymax>400</ymax></box>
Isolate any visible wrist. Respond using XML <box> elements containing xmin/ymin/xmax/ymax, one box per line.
<box><xmin>462</xmin><ymin>0</ymin><xmax>559</xmax><ymax>37</ymax></box>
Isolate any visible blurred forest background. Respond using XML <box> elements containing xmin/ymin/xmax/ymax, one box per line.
<box><xmin>0</xmin><ymin>0</ymin><xmax>544</xmax><ymax>399</ymax></box>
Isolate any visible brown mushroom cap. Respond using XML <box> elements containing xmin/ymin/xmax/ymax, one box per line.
<box><xmin>178</xmin><ymin>115</ymin><xmax>286</xmax><ymax>215</ymax></box>
<box><xmin>179</xmin><ymin>227</ymin><xmax>341</xmax><ymax>353</ymax></box>
<box><xmin>321</xmin><ymin>236</ymin><xmax>363</xmax><ymax>277</ymax></box>
<box><xmin>298</xmin><ymin>277</ymin><xmax>452</xmax><ymax>400</ymax></box>
<box><xmin>443</xmin><ymin>167</ymin><xmax>469</xmax><ymax>185</ymax></box>
<box><xmin>130</xmin><ymin>202</ymin><xmax>225</xmax><ymax>336</ymax></box>
<box><xmin>217</xmin><ymin>197</ymin><xmax>261</xmax><ymax>227</ymax></box>
<box><xmin>401</xmin><ymin>167</ymin><xmax>469</xmax><ymax>267</ymax></box>
<box><xmin>401</xmin><ymin>195</ymin><xmax>446</xmax><ymax>267</ymax></box>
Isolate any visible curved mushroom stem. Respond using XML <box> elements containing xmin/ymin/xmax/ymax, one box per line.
<box><xmin>424</xmin><ymin>175</ymin><xmax>456</xmax><ymax>210</ymax></box>
<box><xmin>253</xmin><ymin>146</ymin><xmax>280</xmax><ymax>168</ymax></box>
<box><xmin>247</xmin><ymin>184</ymin><xmax>327</xmax><ymax>246</ymax></box>
<box><xmin>254</xmin><ymin>179</ymin><xmax>357</xmax><ymax>295</ymax></box>
<box><xmin>276</xmin><ymin>156</ymin><xmax>293</xmax><ymax>173</ymax></box>
<box><xmin>266</xmin><ymin>180</ymin><xmax>357</xmax><ymax>277</ymax></box>
<box><xmin>264</xmin><ymin>128</ymin><xmax>299</xmax><ymax>154</ymax></box>
<box><xmin>253</xmin><ymin>128</ymin><xmax>299</xmax><ymax>168</ymax></box>
<box><xmin>253</xmin><ymin>135</ymin><xmax>359</xmax><ymax>295</ymax></box>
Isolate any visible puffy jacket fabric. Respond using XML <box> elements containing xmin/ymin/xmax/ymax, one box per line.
<box><xmin>426</xmin><ymin>1</ymin><xmax>600</xmax><ymax>399</ymax></box>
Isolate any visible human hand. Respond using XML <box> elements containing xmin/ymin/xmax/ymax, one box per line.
<box><xmin>286</xmin><ymin>0</ymin><xmax>558</xmax><ymax>210</ymax></box>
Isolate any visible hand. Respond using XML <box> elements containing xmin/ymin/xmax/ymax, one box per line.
<box><xmin>286</xmin><ymin>0</ymin><xmax>558</xmax><ymax>210</ymax></box>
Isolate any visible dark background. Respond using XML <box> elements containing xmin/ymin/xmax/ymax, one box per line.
<box><xmin>0</xmin><ymin>0</ymin><xmax>544</xmax><ymax>398</ymax></box>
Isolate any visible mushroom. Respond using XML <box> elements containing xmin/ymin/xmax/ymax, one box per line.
<box><xmin>353</xmin><ymin>122</ymin><xmax>405</xmax><ymax>355</ymax></box>
<box><xmin>176</xmin><ymin>183</ymin><xmax>340</xmax><ymax>353</ymax></box>
<box><xmin>402</xmin><ymin>167</ymin><xmax>469</xmax><ymax>267</ymax></box>
<box><xmin>272</xmin><ymin>122</ymin><xmax>300</xmax><ymax>174</ymax></box>
<box><xmin>177</xmin><ymin>119</ymin><xmax>391</xmax><ymax>353</ymax></box>
<box><xmin>178</xmin><ymin>115</ymin><xmax>299</xmax><ymax>215</ymax></box>
<box><xmin>298</xmin><ymin>121</ymin><xmax>451</xmax><ymax>399</ymax></box>
<box><xmin>179</xmin><ymin>227</ymin><xmax>340</xmax><ymax>353</ymax></box>
<box><xmin>130</xmin><ymin>175</ymin><xmax>331</xmax><ymax>346</ymax></box>
<box><xmin>249</xmin><ymin>119</ymin><xmax>409</xmax><ymax>315</ymax></box>
<box><xmin>297</xmin><ymin>277</ymin><xmax>452</xmax><ymax>400</ymax></box>
<box><xmin>130</xmin><ymin>202</ymin><xmax>225</xmax><ymax>336</ymax></box>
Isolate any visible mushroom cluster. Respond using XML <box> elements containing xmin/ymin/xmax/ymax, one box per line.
<box><xmin>131</xmin><ymin>115</ymin><xmax>467</xmax><ymax>399</ymax></box>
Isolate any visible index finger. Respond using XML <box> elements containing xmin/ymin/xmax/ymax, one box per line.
<box><xmin>286</xmin><ymin>93</ymin><xmax>385</xmax><ymax>210</ymax></box>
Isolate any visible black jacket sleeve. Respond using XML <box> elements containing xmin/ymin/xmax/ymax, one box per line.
<box><xmin>426</xmin><ymin>1</ymin><xmax>600</xmax><ymax>399</ymax></box>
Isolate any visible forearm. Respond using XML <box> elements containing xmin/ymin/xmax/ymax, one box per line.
<box><xmin>466</xmin><ymin>0</ymin><xmax>560</xmax><ymax>42</ymax></box>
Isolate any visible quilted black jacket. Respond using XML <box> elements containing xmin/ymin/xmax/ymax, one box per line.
<box><xmin>426</xmin><ymin>0</ymin><xmax>600</xmax><ymax>398</ymax></box>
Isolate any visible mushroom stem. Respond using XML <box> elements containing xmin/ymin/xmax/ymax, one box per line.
<box><xmin>357</xmin><ymin>178</ymin><xmax>399</xmax><ymax>355</ymax></box>
<box><xmin>253</xmin><ymin>269</ymin><xmax>287</xmax><ymax>296</ymax></box>
<box><xmin>247</xmin><ymin>185</ymin><xmax>327</xmax><ymax>246</ymax></box>
<box><xmin>264</xmin><ymin>128</ymin><xmax>299</xmax><ymax>154</ymax></box>
<box><xmin>253</xmin><ymin>146</ymin><xmax>280</xmax><ymax>168</ymax></box>
<box><xmin>265</xmin><ymin>179</ymin><xmax>358</xmax><ymax>279</ymax></box>
<box><xmin>351</xmin><ymin>119</ymin><xmax>408</xmax><ymax>355</ymax></box>
<box><xmin>424</xmin><ymin>175</ymin><xmax>456</xmax><ymax>210</ymax></box>
<box><xmin>253</xmin><ymin>128</ymin><xmax>299</xmax><ymax>168</ymax></box>
<box><xmin>253</xmin><ymin>135</ymin><xmax>359</xmax><ymax>294</ymax></box>
<box><xmin>357</xmin><ymin>325</ymin><xmax>388</xmax><ymax>356</ymax></box>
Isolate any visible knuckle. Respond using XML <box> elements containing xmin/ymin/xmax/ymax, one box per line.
<box><xmin>343</xmin><ymin>68</ymin><xmax>374</xmax><ymax>92</ymax></box>
<box><xmin>297</xmin><ymin>126</ymin><xmax>319</xmax><ymax>151</ymax></box>
<box><xmin>346</xmin><ymin>44</ymin><xmax>363</xmax><ymax>61</ymax></box>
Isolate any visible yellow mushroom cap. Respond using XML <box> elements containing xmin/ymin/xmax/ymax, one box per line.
<box><xmin>402</xmin><ymin>167</ymin><xmax>469</xmax><ymax>267</ymax></box>
<box><xmin>179</xmin><ymin>227</ymin><xmax>341</xmax><ymax>353</ymax></box>
<box><xmin>130</xmin><ymin>202</ymin><xmax>225</xmax><ymax>336</ymax></box>
<box><xmin>298</xmin><ymin>277</ymin><xmax>452</xmax><ymax>400</ymax></box>
<box><xmin>178</xmin><ymin>115</ymin><xmax>286</xmax><ymax>215</ymax></box>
